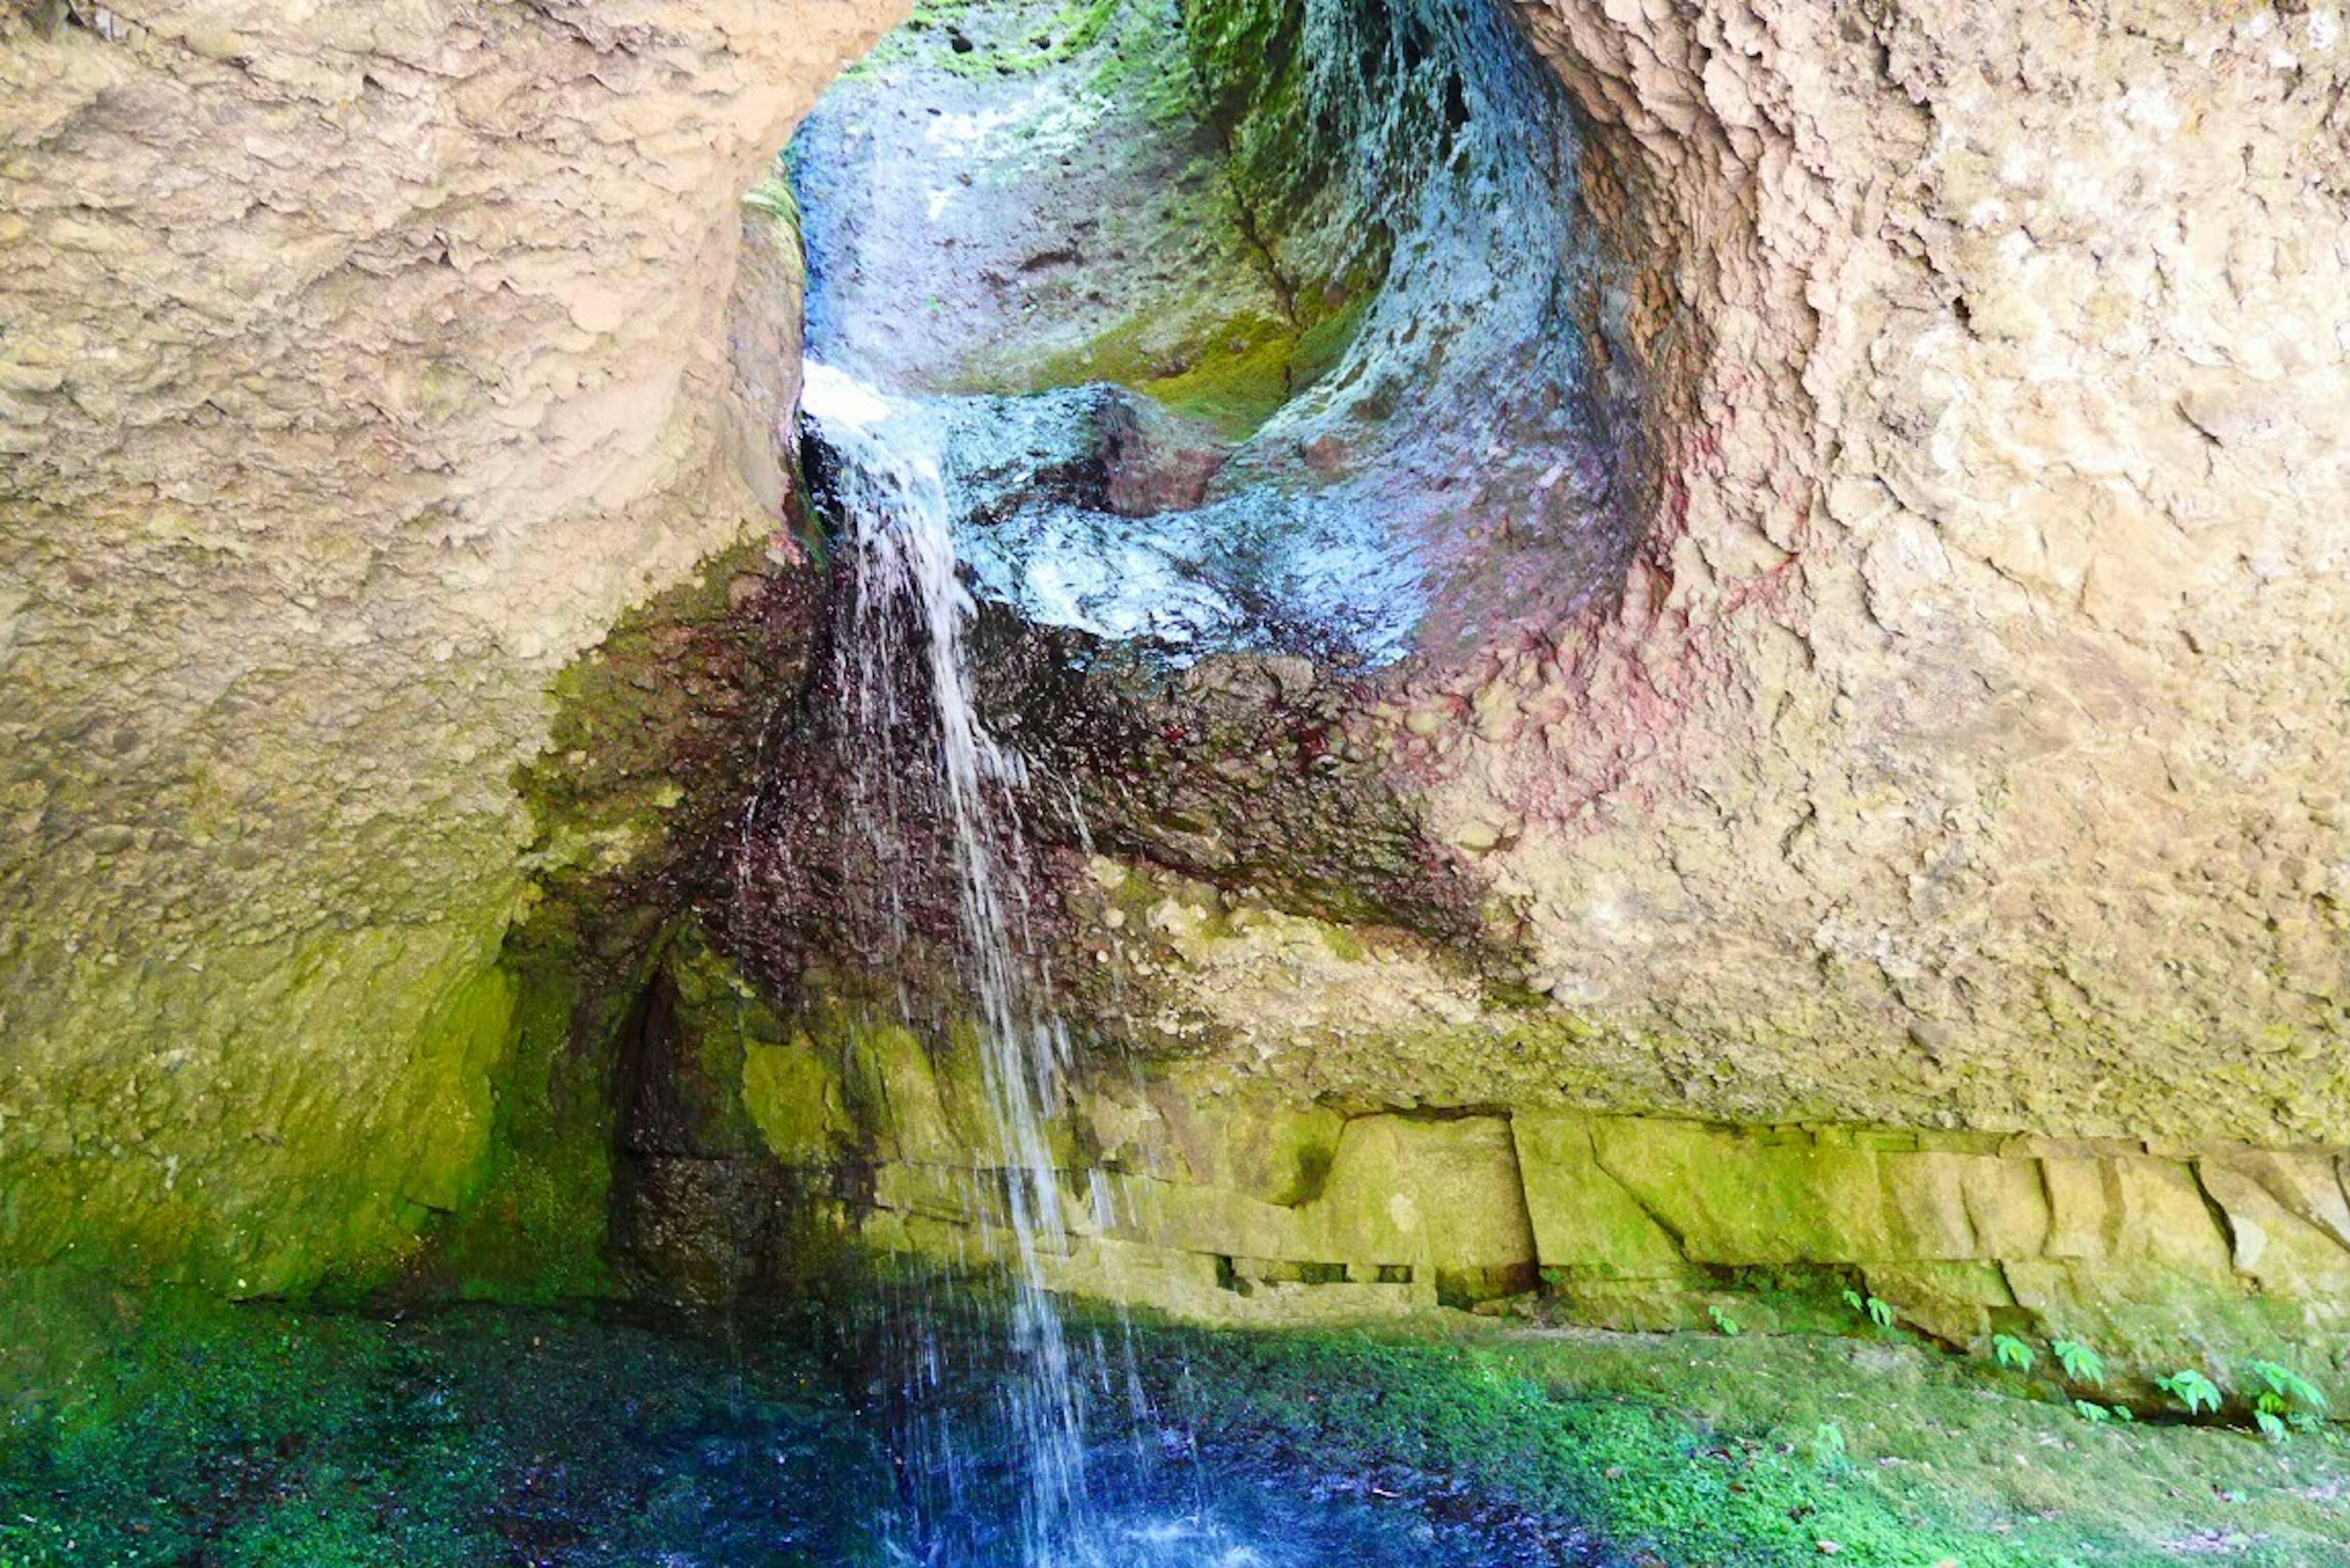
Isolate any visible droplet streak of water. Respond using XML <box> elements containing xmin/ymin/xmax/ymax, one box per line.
<box><xmin>804</xmin><ymin>361</ymin><xmax>1097</xmax><ymax>1564</ymax></box>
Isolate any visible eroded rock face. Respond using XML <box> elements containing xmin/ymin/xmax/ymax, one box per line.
<box><xmin>0</xmin><ymin>0</ymin><xmax>900</xmax><ymax>1289</ymax></box>
<box><xmin>1</xmin><ymin>0</ymin><xmax>2342</xmax><ymax>1300</ymax></box>
<box><xmin>1096</xmin><ymin>0</ymin><xmax>2349</xmax><ymax>1144</ymax></box>
<box><xmin>1477</xmin><ymin>0</ymin><xmax>2350</xmax><ymax>1141</ymax></box>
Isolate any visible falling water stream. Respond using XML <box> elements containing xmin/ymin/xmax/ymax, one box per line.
<box><xmin>801</xmin><ymin>362</ymin><xmax>1101</xmax><ymax>1564</ymax></box>
<box><xmin>807</xmin><ymin>363</ymin><xmax>1425</xmax><ymax>1568</ymax></box>
<box><xmin>771</xmin><ymin>0</ymin><xmax>1628</xmax><ymax>1556</ymax></box>
<box><xmin>796</xmin><ymin>365</ymin><xmax>1562</xmax><ymax>1568</ymax></box>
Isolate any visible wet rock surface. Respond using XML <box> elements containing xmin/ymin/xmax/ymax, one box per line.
<box><xmin>1005</xmin><ymin>0</ymin><xmax>2350</xmax><ymax>1149</ymax></box>
<box><xmin>791</xmin><ymin>0</ymin><xmax>1294</xmax><ymax>411</ymax></box>
<box><xmin>796</xmin><ymin>0</ymin><xmax>1635</xmax><ymax>665</ymax></box>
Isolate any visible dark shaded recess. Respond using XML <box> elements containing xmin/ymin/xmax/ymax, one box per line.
<box><xmin>605</xmin><ymin>957</ymin><xmax>862</xmax><ymax>1316</ymax></box>
<box><xmin>720</xmin><ymin>453</ymin><xmax>997</xmax><ymax>997</ymax></box>
<box><xmin>809</xmin><ymin>412</ymin><xmax>1497</xmax><ymax>960</ymax></box>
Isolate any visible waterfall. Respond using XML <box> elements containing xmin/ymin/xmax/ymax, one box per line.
<box><xmin>800</xmin><ymin>361</ymin><xmax>1101</xmax><ymax>1565</ymax></box>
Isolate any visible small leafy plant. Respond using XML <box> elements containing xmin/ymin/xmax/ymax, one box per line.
<box><xmin>1839</xmin><ymin>1289</ymin><xmax>1896</xmax><ymax>1329</ymax></box>
<box><xmin>2245</xmin><ymin>1359</ymin><xmax>2327</xmax><ymax>1439</ymax></box>
<box><xmin>1707</xmin><ymin>1304</ymin><xmax>1743</xmax><ymax>1337</ymax></box>
<box><xmin>2072</xmin><ymin>1399</ymin><xmax>2133</xmax><ymax>1426</ymax></box>
<box><xmin>2051</xmin><ymin>1338</ymin><xmax>2105</xmax><ymax>1387</ymax></box>
<box><xmin>2156</xmin><ymin>1368</ymin><xmax>2222</xmax><ymax>1417</ymax></box>
<box><xmin>1991</xmin><ymin>1334</ymin><xmax>2035</xmax><ymax>1375</ymax></box>
<box><xmin>1811</xmin><ymin>1421</ymin><xmax>1850</xmax><ymax>1473</ymax></box>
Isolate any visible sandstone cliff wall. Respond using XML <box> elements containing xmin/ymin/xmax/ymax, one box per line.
<box><xmin>1175</xmin><ymin>0</ymin><xmax>2348</xmax><ymax>1144</ymax></box>
<box><xmin>0</xmin><ymin>0</ymin><xmax>900</xmax><ymax>1289</ymax></box>
<box><xmin>2</xmin><ymin>0</ymin><xmax>2343</xmax><ymax>1293</ymax></box>
<box><xmin>605</xmin><ymin>937</ymin><xmax>2349</xmax><ymax>1400</ymax></box>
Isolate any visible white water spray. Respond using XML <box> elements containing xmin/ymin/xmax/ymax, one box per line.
<box><xmin>803</xmin><ymin>360</ymin><xmax>1099</xmax><ymax>1564</ymax></box>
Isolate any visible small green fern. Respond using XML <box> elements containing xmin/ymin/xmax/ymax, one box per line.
<box><xmin>2245</xmin><ymin>1359</ymin><xmax>2327</xmax><ymax>1413</ymax></box>
<box><xmin>2156</xmin><ymin>1368</ymin><xmax>2221</xmax><ymax>1417</ymax></box>
<box><xmin>1838</xmin><ymin>1289</ymin><xmax>1897</xmax><ymax>1329</ymax></box>
<box><xmin>2051</xmin><ymin>1338</ymin><xmax>2105</xmax><ymax>1387</ymax></box>
<box><xmin>2245</xmin><ymin>1358</ymin><xmax>2327</xmax><ymax>1438</ymax></box>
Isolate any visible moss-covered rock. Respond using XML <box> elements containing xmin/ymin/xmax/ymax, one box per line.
<box><xmin>0</xmin><ymin>903</ymin><xmax>515</xmax><ymax>1299</ymax></box>
<box><xmin>792</xmin><ymin>0</ymin><xmax>1313</xmax><ymax>430</ymax></box>
<box><xmin>671</xmin><ymin>917</ymin><xmax>2350</xmax><ymax>1394</ymax></box>
<box><xmin>420</xmin><ymin>528</ymin><xmax>825</xmax><ymax>1304</ymax></box>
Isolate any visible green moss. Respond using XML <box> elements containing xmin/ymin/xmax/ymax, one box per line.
<box><xmin>1316</xmin><ymin>924</ymin><xmax>1366</xmax><ymax>963</ymax></box>
<box><xmin>742</xmin><ymin>168</ymin><xmax>802</xmax><ymax>231</ymax></box>
<box><xmin>1285</xmin><ymin>293</ymin><xmax>1368</xmax><ymax>390</ymax></box>
<box><xmin>10</xmin><ymin>1281</ymin><xmax>2343</xmax><ymax>1567</ymax></box>
<box><xmin>419</xmin><ymin>912</ymin><xmax>624</xmax><ymax>1304</ymax></box>
<box><xmin>658</xmin><ymin>924</ymin><xmax>796</xmax><ymax>1155</ymax></box>
<box><xmin>854</xmin><ymin>0</ymin><xmax>1128</xmax><ymax>83</ymax></box>
<box><xmin>1141</xmin><ymin>1318</ymin><xmax>2350</xmax><ymax>1566</ymax></box>
<box><xmin>0</xmin><ymin>1291</ymin><xmax>881</xmax><ymax>1567</ymax></box>
<box><xmin>741</xmin><ymin>1038</ymin><xmax>849</xmax><ymax>1165</ymax></box>
<box><xmin>0</xmin><ymin>894</ymin><xmax>519</xmax><ymax>1302</ymax></box>
<box><xmin>1024</xmin><ymin>306</ymin><xmax>1300</xmax><ymax>437</ymax></box>
<box><xmin>774</xmin><ymin>987</ymin><xmax>992</xmax><ymax>1167</ymax></box>
<box><xmin>397</xmin><ymin>961</ymin><xmax>517</xmax><ymax>1217</ymax></box>
<box><xmin>1138</xmin><ymin>314</ymin><xmax>1299</xmax><ymax>433</ymax></box>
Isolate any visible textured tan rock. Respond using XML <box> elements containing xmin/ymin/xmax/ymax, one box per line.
<box><xmin>1138</xmin><ymin>1069</ymin><xmax>1346</xmax><ymax>1208</ymax></box>
<box><xmin>1512</xmin><ymin>1111</ymin><xmax>1685</xmax><ymax>1276</ymax></box>
<box><xmin>0</xmin><ymin>0</ymin><xmax>903</xmax><ymax>1286</ymax></box>
<box><xmin>2041</xmin><ymin>1154</ymin><xmax>2236</xmax><ymax>1293</ymax></box>
<box><xmin>1859</xmin><ymin>1261</ymin><xmax>2016</xmax><ymax>1346</ymax></box>
<box><xmin>1309</xmin><ymin>1114</ymin><xmax>1537</xmax><ymax>1277</ymax></box>
<box><xmin>1434</xmin><ymin>0</ymin><xmax>2350</xmax><ymax>1144</ymax></box>
<box><xmin>4</xmin><ymin>0</ymin><xmax>2345</xmax><ymax>1294</ymax></box>
<box><xmin>1089</xmin><ymin>0</ymin><xmax>2349</xmax><ymax>1149</ymax></box>
<box><xmin>2195</xmin><ymin>1150</ymin><xmax>2350</xmax><ymax>1297</ymax></box>
<box><xmin>1089</xmin><ymin>1114</ymin><xmax>1539</xmax><ymax>1290</ymax></box>
<box><xmin>1583</xmin><ymin>1116</ymin><xmax>2035</xmax><ymax>1264</ymax></box>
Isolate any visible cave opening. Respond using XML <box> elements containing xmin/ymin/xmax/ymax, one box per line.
<box><xmin>778</xmin><ymin>0</ymin><xmax>1642</xmax><ymax>669</ymax></box>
